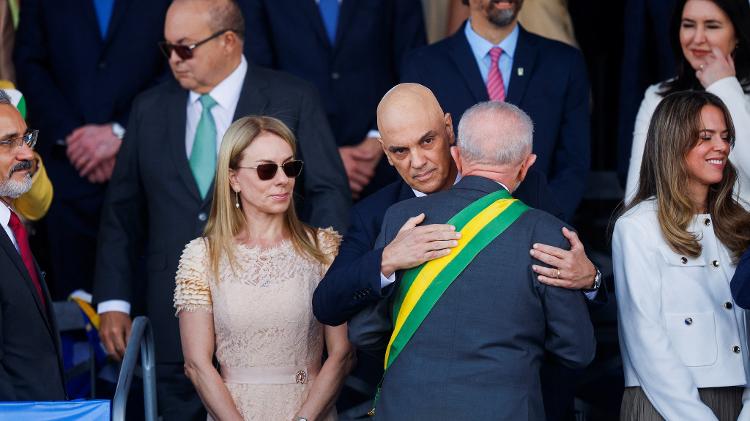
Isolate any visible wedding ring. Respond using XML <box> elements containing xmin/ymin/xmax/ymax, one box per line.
<box><xmin>699</xmin><ymin>64</ymin><xmax>705</xmax><ymax>70</ymax></box>
<box><xmin>555</xmin><ymin>269</ymin><xmax>560</xmax><ymax>279</ymax></box>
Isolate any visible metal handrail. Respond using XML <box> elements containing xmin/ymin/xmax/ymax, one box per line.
<box><xmin>112</xmin><ymin>316</ymin><xmax>158</xmax><ymax>421</ymax></box>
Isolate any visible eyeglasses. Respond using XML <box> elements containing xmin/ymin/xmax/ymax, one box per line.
<box><xmin>0</xmin><ymin>129</ymin><xmax>38</xmax><ymax>150</ymax></box>
<box><xmin>237</xmin><ymin>160</ymin><xmax>304</xmax><ymax>181</ymax></box>
<box><xmin>158</xmin><ymin>29</ymin><xmax>240</xmax><ymax>60</ymax></box>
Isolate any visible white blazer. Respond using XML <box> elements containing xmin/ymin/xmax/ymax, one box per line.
<box><xmin>624</xmin><ymin>77</ymin><xmax>750</xmax><ymax>206</ymax></box>
<box><xmin>613</xmin><ymin>200</ymin><xmax>750</xmax><ymax>421</ymax></box>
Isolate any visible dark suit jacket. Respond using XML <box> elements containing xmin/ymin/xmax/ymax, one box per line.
<box><xmin>13</xmin><ymin>0</ymin><xmax>170</xmax><ymax>200</ymax></box>
<box><xmin>93</xmin><ymin>65</ymin><xmax>350</xmax><ymax>363</ymax></box>
<box><xmin>616</xmin><ymin>0</ymin><xmax>677</xmax><ymax>186</ymax></box>
<box><xmin>313</xmin><ymin>170</ymin><xmax>562</xmax><ymax>326</ymax></box>
<box><xmin>731</xmin><ymin>248</ymin><xmax>750</xmax><ymax>309</ymax></box>
<box><xmin>350</xmin><ymin>176</ymin><xmax>595</xmax><ymax>419</ymax></box>
<box><xmin>241</xmin><ymin>0</ymin><xmax>426</xmax><ymax>195</ymax></box>
<box><xmin>401</xmin><ymin>23</ymin><xmax>590</xmax><ymax>221</ymax></box>
<box><xmin>0</xmin><ymin>229</ymin><xmax>66</xmax><ymax>401</ymax></box>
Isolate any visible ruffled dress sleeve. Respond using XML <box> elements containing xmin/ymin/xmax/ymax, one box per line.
<box><xmin>174</xmin><ymin>238</ymin><xmax>213</xmax><ymax>316</ymax></box>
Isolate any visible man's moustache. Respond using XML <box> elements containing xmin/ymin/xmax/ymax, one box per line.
<box><xmin>9</xmin><ymin>160</ymin><xmax>32</xmax><ymax>176</ymax></box>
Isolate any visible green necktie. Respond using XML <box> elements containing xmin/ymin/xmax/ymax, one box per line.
<box><xmin>190</xmin><ymin>95</ymin><xmax>218</xmax><ymax>199</ymax></box>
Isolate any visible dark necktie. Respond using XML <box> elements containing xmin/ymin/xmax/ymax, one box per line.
<box><xmin>8</xmin><ymin>211</ymin><xmax>45</xmax><ymax>307</ymax></box>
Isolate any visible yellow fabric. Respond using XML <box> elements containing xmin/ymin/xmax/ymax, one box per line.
<box><xmin>384</xmin><ymin>198</ymin><xmax>515</xmax><ymax>365</ymax></box>
<box><xmin>0</xmin><ymin>80</ymin><xmax>14</xmax><ymax>89</ymax></box>
<box><xmin>71</xmin><ymin>297</ymin><xmax>101</xmax><ymax>330</ymax></box>
<box><xmin>13</xmin><ymin>153</ymin><xmax>54</xmax><ymax>221</ymax></box>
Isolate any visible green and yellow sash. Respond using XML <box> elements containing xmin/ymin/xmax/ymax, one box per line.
<box><xmin>370</xmin><ymin>188</ymin><xmax>528</xmax><ymax>415</ymax></box>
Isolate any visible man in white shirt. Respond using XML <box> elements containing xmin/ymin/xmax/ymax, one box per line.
<box><xmin>93</xmin><ymin>1</ymin><xmax>349</xmax><ymax>419</ymax></box>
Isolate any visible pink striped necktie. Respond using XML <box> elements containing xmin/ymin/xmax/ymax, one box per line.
<box><xmin>486</xmin><ymin>47</ymin><xmax>506</xmax><ymax>102</ymax></box>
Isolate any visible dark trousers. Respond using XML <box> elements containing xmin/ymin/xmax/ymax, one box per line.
<box><xmin>157</xmin><ymin>363</ymin><xmax>205</xmax><ymax>421</ymax></box>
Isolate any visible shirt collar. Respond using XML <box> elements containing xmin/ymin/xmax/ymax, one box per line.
<box><xmin>0</xmin><ymin>201</ymin><xmax>10</xmax><ymax>230</ymax></box>
<box><xmin>189</xmin><ymin>55</ymin><xmax>248</xmax><ymax>111</ymax></box>
<box><xmin>464</xmin><ymin>19</ymin><xmax>519</xmax><ymax>63</ymax></box>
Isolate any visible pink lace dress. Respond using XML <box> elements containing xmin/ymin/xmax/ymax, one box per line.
<box><xmin>174</xmin><ymin>229</ymin><xmax>341</xmax><ymax>420</ymax></box>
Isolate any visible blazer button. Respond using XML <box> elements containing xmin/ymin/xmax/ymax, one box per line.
<box><xmin>680</xmin><ymin>257</ymin><xmax>688</xmax><ymax>264</ymax></box>
<box><xmin>198</xmin><ymin>212</ymin><xmax>208</xmax><ymax>221</ymax></box>
<box><xmin>684</xmin><ymin>317</ymin><xmax>693</xmax><ymax>325</ymax></box>
<box><xmin>331</xmin><ymin>72</ymin><xmax>340</xmax><ymax>80</ymax></box>
<box><xmin>704</xmin><ymin>218</ymin><xmax>711</xmax><ymax>226</ymax></box>
<box><xmin>725</xmin><ymin>302</ymin><xmax>734</xmax><ymax>309</ymax></box>
<box><xmin>733</xmin><ymin>345</ymin><xmax>741</xmax><ymax>354</ymax></box>
<box><xmin>712</xmin><ymin>260</ymin><xmax>720</xmax><ymax>268</ymax></box>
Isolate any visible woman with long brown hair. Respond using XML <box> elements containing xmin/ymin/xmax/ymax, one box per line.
<box><xmin>614</xmin><ymin>91</ymin><xmax>750</xmax><ymax>420</ymax></box>
<box><xmin>625</xmin><ymin>0</ymin><xmax>750</xmax><ymax>206</ymax></box>
<box><xmin>173</xmin><ymin>116</ymin><xmax>353</xmax><ymax>420</ymax></box>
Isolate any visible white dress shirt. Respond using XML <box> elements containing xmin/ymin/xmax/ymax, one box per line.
<box><xmin>0</xmin><ymin>202</ymin><xmax>18</xmax><ymax>250</ymax></box>
<box><xmin>613</xmin><ymin>199</ymin><xmax>750</xmax><ymax>420</ymax></box>
<box><xmin>97</xmin><ymin>57</ymin><xmax>249</xmax><ymax>316</ymax></box>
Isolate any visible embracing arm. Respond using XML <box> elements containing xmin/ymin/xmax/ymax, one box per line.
<box><xmin>180</xmin><ymin>310</ymin><xmax>243</xmax><ymax>421</ymax></box>
<box><xmin>613</xmin><ymin>217</ymin><xmax>717</xmax><ymax>420</ymax></box>
<box><xmin>296</xmin><ymin>324</ymin><xmax>355</xmax><ymax>421</ymax></box>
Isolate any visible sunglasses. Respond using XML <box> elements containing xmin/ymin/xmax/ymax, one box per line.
<box><xmin>237</xmin><ymin>160</ymin><xmax>304</xmax><ymax>181</ymax></box>
<box><xmin>0</xmin><ymin>129</ymin><xmax>38</xmax><ymax>150</ymax></box>
<box><xmin>158</xmin><ymin>29</ymin><xmax>240</xmax><ymax>60</ymax></box>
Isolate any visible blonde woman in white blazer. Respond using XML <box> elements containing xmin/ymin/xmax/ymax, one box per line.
<box><xmin>614</xmin><ymin>91</ymin><xmax>750</xmax><ymax>420</ymax></box>
<box><xmin>624</xmin><ymin>0</ymin><xmax>750</xmax><ymax>206</ymax></box>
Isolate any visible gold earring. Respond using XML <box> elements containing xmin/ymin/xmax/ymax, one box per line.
<box><xmin>235</xmin><ymin>191</ymin><xmax>240</xmax><ymax>209</ymax></box>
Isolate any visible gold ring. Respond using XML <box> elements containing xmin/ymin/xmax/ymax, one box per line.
<box><xmin>555</xmin><ymin>269</ymin><xmax>560</xmax><ymax>278</ymax></box>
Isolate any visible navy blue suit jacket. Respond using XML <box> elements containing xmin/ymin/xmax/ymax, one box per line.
<box><xmin>731</xmin><ymin>248</ymin><xmax>750</xmax><ymax>309</ymax></box>
<box><xmin>14</xmin><ymin>0</ymin><xmax>170</xmax><ymax>200</ymax></box>
<box><xmin>313</xmin><ymin>170</ymin><xmax>562</xmax><ymax>326</ymax></box>
<box><xmin>400</xmin><ymin>23</ymin><xmax>591</xmax><ymax>221</ymax></box>
<box><xmin>241</xmin><ymin>0</ymin><xmax>426</xmax><ymax>195</ymax></box>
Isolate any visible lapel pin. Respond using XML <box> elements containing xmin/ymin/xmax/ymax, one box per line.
<box><xmin>517</xmin><ymin>67</ymin><xmax>524</xmax><ymax>76</ymax></box>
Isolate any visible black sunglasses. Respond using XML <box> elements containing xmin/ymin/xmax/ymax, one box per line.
<box><xmin>237</xmin><ymin>160</ymin><xmax>304</xmax><ymax>181</ymax></box>
<box><xmin>158</xmin><ymin>29</ymin><xmax>240</xmax><ymax>60</ymax></box>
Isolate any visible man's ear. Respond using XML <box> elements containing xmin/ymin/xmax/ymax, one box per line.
<box><xmin>450</xmin><ymin>146</ymin><xmax>462</xmax><ymax>175</ymax></box>
<box><xmin>517</xmin><ymin>153</ymin><xmax>537</xmax><ymax>184</ymax></box>
<box><xmin>445</xmin><ymin>113</ymin><xmax>455</xmax><ymax>145</ymax></box>
<box><xmin>379</xmin><ymin>138</ymin><xmax>395</xmax><ymax>166</ymax></box>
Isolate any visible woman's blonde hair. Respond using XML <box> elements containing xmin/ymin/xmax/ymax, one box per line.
<box><xmin>622</xmin><ymin>91</ymin><xmax>750</xmax><ymax>260</ymax></box>
<box><xmin>203</xmin><ymin>116</ymin><xmax>329</xmax><ymax>280</ymax></box>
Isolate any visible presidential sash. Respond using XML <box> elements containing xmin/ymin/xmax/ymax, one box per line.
<box><xmin>369</xmin><ymin>188</ymin><xmax>528</xmax><ymax>416</ymax></box>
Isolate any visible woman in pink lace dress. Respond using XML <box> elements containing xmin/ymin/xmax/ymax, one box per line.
<box><xmin>174</xmin><ymin>116</ymin><xmax>353</xmax><ymax>420</ymax></box>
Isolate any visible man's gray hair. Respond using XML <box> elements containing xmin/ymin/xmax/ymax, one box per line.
<box><xmin>456</xmin><ymin>101</ymin><xmax>534</xmax><ymax>166</ymax></box>
<box><xmin>0</xmin><ymin>89</ymin><xmax>11</xmax><ymax>106</ymax></box>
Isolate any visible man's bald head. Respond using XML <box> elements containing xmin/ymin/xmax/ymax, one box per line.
<box><xmin>170</xmin><ymin>0</ymin><xmax>244</xmax><ymax>38</ymax></box>
<box><xmin>376</xmin><ymin>84</ymin><xmax>457</xmax><ymax>194</ymax></box>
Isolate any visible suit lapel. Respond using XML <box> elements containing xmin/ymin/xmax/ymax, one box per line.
<box><xmin>334</xmin><ymin>0</ymin><xmax>356</xmax><ymax>51</ymax></box>
<box><xmin>0</xmin><ymin>229</ymin><xmax>54</xmax><ymax>336</ymax></box>
<box><xmin>102</xmin><ymin>0</ymin><xmax>130</xmax><ymax>46</ymax></box>
<box><xmin>303</xmin><ymin>0</ymin><xmax>333</xmax><ymax>50</ymax></box>
<box><xmin>166</xmin><ymin>85</ymin><xmax>202</xmax><ymax>202</ymax></box>
<box><xmin>505</xmin><ymin>26</ymin><xmax>536</xmax><ymax>106</ymax></box>
<box><xmin>398</xmin><ymin>181</ymin><xmax>415</xmax><ymax>202</ymax></box>
<box><xmin>448</xmin><ymin>23</ymin><xmax>489</xmax><ymax>103</ymax></box>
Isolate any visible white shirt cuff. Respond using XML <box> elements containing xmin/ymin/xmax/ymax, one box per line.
<box><xmin>380</xmin><ymin>272</ymin><xmax>396</xmax><ymax>289</ymax></box>
<box><xmin>97</xmin><ymin>300</ymin><xmax>131</xmax><ymax>315</ymax></box>
<box><xmin>366</xmin><ymin>130</ymin><xmax>381</xmax><ymax>139</ymax></box>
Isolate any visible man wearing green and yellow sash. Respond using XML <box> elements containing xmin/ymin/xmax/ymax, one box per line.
<box><xmin>352</xmin><ymin>100</ymin><xmax>596</xmax><ymax>419</ymax></box>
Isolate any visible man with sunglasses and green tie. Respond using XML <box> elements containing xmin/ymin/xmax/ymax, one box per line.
<box><xmin>93</xmin><ymin>0</ymin><xmax>349</xmax><ymax>419</ymax></box>
<box><xmin>0</xmin><ymin>90</ymin><xmax>66</xmax><ymax>402</ymax></box>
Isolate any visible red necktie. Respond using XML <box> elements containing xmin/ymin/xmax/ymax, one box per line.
<box><xmin>8</xmin><ymin>211</ymin><xmax>45</xmax><ymax>307</ymax></box>
<box><xmin>487</xmin><ymin>47</ymin><xmax>506</xmax><ymax>102</ymax></box>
